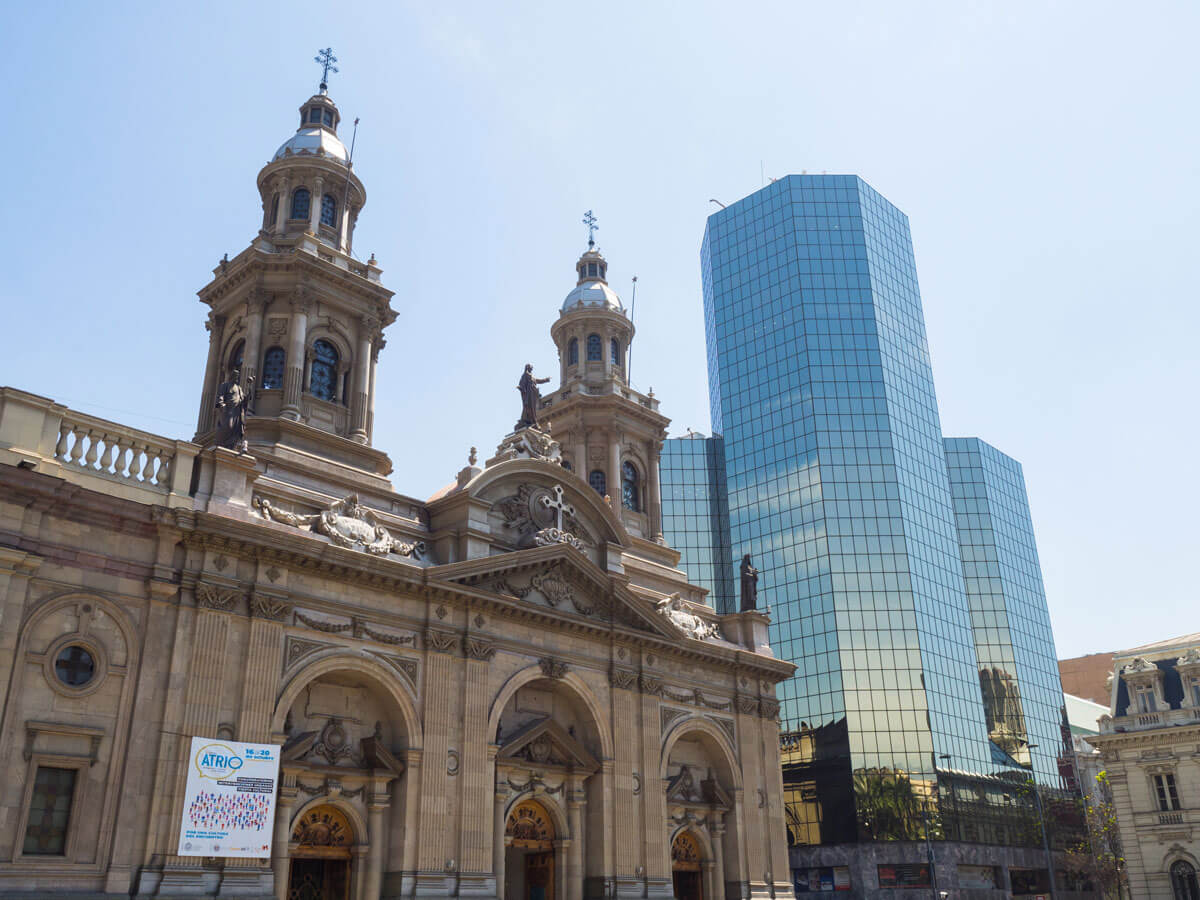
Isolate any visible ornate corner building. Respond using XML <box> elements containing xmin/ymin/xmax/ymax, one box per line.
<box><xmin>0</xmin><ymin>80</ymin><xmax>795</xmax><ymax>900</ymax></box>
<box><xmin>1088</xmin><ymin>634</ymin><xmax>1200</xmax><ymax>899</ymax></box>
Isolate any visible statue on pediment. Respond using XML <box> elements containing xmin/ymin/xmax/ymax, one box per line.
<box><xmin>255</xmin><ymin>494</ymin><xmax>425</xmax><ymax>558</ymax></box>
<box><xmin>656</xmin><ymin>593</ymin><xmax>724</xmax><ymax>642</ymax></box>
<box><xmin>214</xmin><ymin>368</ymin><xmax>253</xmax><ymax>452</ymax></box>
<box><xmin>516</xmin><ymin>363</ymin><xmax>550</xmax><ymax>431</ymax></box>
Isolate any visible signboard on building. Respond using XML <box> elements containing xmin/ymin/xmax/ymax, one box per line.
<box><xmin>957</xmin><ymin>865</ymin><xmax>1000</xmax><ymax>889</ymax></box>
<box><xmin>877</xmin><ymin>863</ymin><xmax>931</xmax><ymax>889</ymax></box>
<box><xmin>793</xmin><ymin>866</ymin><xmax>851</xmax><ymax>892</ymax></box>
<box><xmin>177</xmin><ymin>737</ymin><xmax>281</xmax><ymax>858</ymax></box>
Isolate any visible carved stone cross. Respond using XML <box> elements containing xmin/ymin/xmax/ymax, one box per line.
<box><xmin>539</xmin><ymin>485</ymin><xmax>575</xmax><ymax>532</ymax></box>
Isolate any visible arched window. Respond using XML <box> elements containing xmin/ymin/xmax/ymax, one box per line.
<box><xmin>228</xmin><ymin>340</ymin><xmax>244</xmax><ymax>379</ymax></box>
<box><xmin>261</xmin><ymin>347</ymin><xmax>285</xmax><ymax>389</ymax></box>
<box><xmin>320</xmin><ymin>194</ymin><xmax>337</xmax><ymax>227</ymax></box>
<box><xmin>1172</xmin><ymin>862</ymin><xmax>1200</xmax><ymax>900</ymax></box>
<box><xmin>269</xmin><ymin>192</ymin><xmax>279</xmax><ymax>226</ymax></box>
<box><xmin>290</xmin><ymin>188</ymin><xmax>311</xmax><ymax>220</ymax></box>
<box><xmin>567</xmin><ymin>338</ymin><xmax>578</xmax><ymax>366</ymax></box>
<box><xmin>586</xmin><ymin>334</ymin><xmax>602</xmax><ymax>361</ymax></box>
<box><xmin>622</xmin><ymin>461</ymin><xmax>639</xmax><ymax>511</ymax></box>
<box><xmin>611</xmin><ymin>338</ymin><xmax>621</xmax><ymax>366</ymax></box>
<box><xmin>589</xmin><ymin>470</ymin><xmax>607</xmax><ymax>497</ymax></box>
<box><xmin>309</xmin><ymin>339</ymin><xmax>339</xmax><ymax>402</ymax></box>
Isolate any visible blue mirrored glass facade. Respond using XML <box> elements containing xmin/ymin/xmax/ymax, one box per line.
<box><xmin>680</xmin><ymin>175</ymin><xmax>1079</xmax><ymax>863</ymax></box>
<box><xmin>944</xmin><ymin>438</ymin><xmax>1069</xmax><ymax>789</ymax></box>
<box><xmin>660</xmin><ymin>433</ymin><xmax>733</xmax><ymax>611</ymax></box>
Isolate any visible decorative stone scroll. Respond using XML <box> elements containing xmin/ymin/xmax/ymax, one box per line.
<box><xmin>609</xmin><ymin>667</ymin><xmax>639</xmax><ymax>691</ymax></box>
<box><xmin>425</xmin><ymin>629</ymin><xmax>459</xmax><ymax>655</ymax></box>
<box><xmin>465</xmin><ymin>638</ymin><xmax>497</xmax><ymax>661</ymax></box>
<box><xmin>249</xmin><ymin>595</ymin><xmax>291</xmax><ymax>621</ymax></box>
<box><xmin>196</xmin><ymin>584</ymin><xmax>241</xmax><ymax>612</ymax></box>
<box><xmin>654</xmin><ymin>593</ymin><xmax>725</xmax><ymax>642</ymax></box>
<box><xmin>255</xmin><ymin>494</ymin><xmax>426</xmax><ymax>558</ymax></box>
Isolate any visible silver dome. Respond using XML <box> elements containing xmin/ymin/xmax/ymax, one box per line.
<box><xmin>273</xmin><ymin>127</ymin><xmax>350</xmax><ymax>163</ymax></box>
<box><xmin>561</xmin><ymin>280</ymin><xmax>623</xmax><ymax>313</ymax></box>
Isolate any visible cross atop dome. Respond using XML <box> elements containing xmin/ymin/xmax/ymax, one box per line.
<box><xmin>314</xmin><ymin>47</ymin><xmax>339</xmax><ymax>94</ymax></box>
<box><xmin>582</xmin><ymin>210</ymin><xmax>598</xmax><ymax>249</ymax></box>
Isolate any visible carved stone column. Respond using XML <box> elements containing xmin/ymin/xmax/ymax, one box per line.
<box><xmin>309</xmin><ymin>175</ymin><xmax>324</xmax><ymax>234</ymax></box>
<box><xmin>493</xmin><ymin>780</ymin><xmax>509</xmax><ymax>900</ymax></box>
<box><xmin>197</xmin><ymin>314</ymin><xmax>226</xmax><ymax>433</ymax></box>
<box><xmin>574</xmin><ymin>435</ymin><xmax>587</xmax><ymax>478</ymax></box>
<box><xmin>711</xmin><ymin>818</ymin><xmax>726</xmax><ymax>900</ymax></box>
<box><xmin>648</xmin><ymin>444</ymin><xmax>663</xmax><ymax>541</ymax></box>
<box><xmin>281</xmin><ymin>292</ymin><xmax>310</xmax><ymax>420</ymax></box>
<box><xmin>608</xmin><ymin>435</ymin><xmax>622</xmax><ymax>507</ymax></box>
<box><xmin>273</xmin><ymin>176</ymin><xmax>290</xmax><ymax>235</ymax></box>
<box><xmin>272</xmin><ymin>778</ymin><xmax>296</xmax><ymax>900</ymax></box>
<box><xmin>350</xmin><ymin>315</ymin><xmax>376</xmax><ymax>444</ymax></box>
<box><xmin>567</xmin><ymin>785</ymin><xmax>585</xmax><ymax>900</ymax></box>
<box><xmin>242</xmin><ymin>292</ymin><xmax>267</xmax><ymax>392</ymax></box>
<box><xmin>367</xmin><ymin>338</ymin><xmax>381</xmax><ymax>442</ymax></box>
<box><xmin>366</xmin><ymin>799</ymin><xmax>387</xmax><ymax>899</ymax></box>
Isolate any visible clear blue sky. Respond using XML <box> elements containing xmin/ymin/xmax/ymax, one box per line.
<box><xmin>3</xmin><ymin>2</ymin><xmax>1196</xmax><ymax>659</ymax></box>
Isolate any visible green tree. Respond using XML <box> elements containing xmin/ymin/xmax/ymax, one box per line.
<box><xmin>1062</xmin><ymin>771</ymin><xmax>1128</xmax><ymax>900</ymax></box>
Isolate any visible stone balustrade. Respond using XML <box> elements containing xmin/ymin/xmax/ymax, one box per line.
<box><xmin>1100</xmin><ymin>704</ymin><xmax>1200</xmax><ymax>733</ymax></box>
<box><xmin>0</xmin><ymin>387</ymin><xmax>199</xmax><ymax>507</ymax></box>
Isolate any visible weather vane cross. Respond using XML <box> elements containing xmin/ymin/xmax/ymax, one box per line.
<box><xmin>582</xmin><ymin>210</ymin><xmax>598</xmax><ymax>248</ymax></box>
<box><xmin>314</xmin><ymin>47</ymin><xmax>339</xmax><ymax>90</ymax></box>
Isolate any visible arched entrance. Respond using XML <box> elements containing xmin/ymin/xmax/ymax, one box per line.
<box><xmin>287</xmin><ymin>805</ymin><xmax>354</xmax><ymax>900</ymax></box>
<box><xmin>506</xmin><ymin>799</ymin><xmax>556</xmax><ymax>900</ymax></box>
<box><xmin>672</xmin><ymin>831</ymin><xmax>704</xmax><ymax>900</ymax></box>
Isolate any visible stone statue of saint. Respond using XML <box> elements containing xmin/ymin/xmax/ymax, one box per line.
<box><xmin>740</xmin><ymin>554</ymin><xmax>759</xmax><ymax>611</ymax></box>
<box><xmin>516</xmin><ymin>363</ymin><xmax>550</xmax><ymax>431</ymax></box>
<box><xmin>214</xmin><ymin>369</ymin><xmax>253</xmax><ymax>453</ymax></box>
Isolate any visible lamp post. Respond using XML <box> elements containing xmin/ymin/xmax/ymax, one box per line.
<box><xmin>1026</xmin><ymin>744</ymin><xmax>1057</xmax><ymax>899</ymax></box>
<box><xmin>920</xmin><ymin>801</ymin><xmax>939</xmax><ymax>900</ymax></box>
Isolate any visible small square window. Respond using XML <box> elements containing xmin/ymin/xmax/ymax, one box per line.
<box><xmin>23</xmin><ymin>767</ymin><xmax>76</xmax><ymax>855</ymax></box>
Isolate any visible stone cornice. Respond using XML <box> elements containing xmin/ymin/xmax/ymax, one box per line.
<box><xmin>1087</xmin><ymin>721</ymin><xmax>1200</xmax><ymax>747</ymax></box>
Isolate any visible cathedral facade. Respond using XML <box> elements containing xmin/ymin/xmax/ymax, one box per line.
<box><xmin>0</xmin><ymin>83</ymin><xmax>793</xmax><ymax>900</ymax></box>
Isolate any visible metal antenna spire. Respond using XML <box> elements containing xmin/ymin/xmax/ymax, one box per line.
<box><xmin>315</xmin><ymin>48</ymin><xmax>339</xmax><ymax>91</ymax></box>
<box><xmin>582</xmin><ymin>210</ymin><xmax>598</xmax><ymax>248</ymax></box>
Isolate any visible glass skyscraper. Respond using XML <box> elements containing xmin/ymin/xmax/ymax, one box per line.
<box><xmin>661</xmin><ymin>175</ymin><xmax>1080</xmax><ymax>893</ymax></box>
<box><xmin>659</xmin><ymin>433</ymin><xmax>733</xmax><ymax>610</ymax></box>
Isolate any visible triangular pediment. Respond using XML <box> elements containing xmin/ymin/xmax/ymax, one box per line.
<box><xmin>430</xmin><ymin>545</ymin><xmax>679</xmax><ymax>640</ymax></box>
<box><xmin>498</xmin><ymin>716</ymin><xmax>600</xmax><ymax>775</ymax></box>
<box><xmin>666</xmin><ymin>764</ymin><xmax>731</xmax><ymax>809</ymax></box>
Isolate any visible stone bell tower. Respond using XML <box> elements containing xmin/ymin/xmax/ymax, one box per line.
<box><xmin>540</xmin><ymin>237</ymin><xmax>669</xmax><ymax>543</ymax></box>
<box><xmin>192</xmin><ymin>74</ymin><xmax>397</xmax><ymax>482</ymax></box>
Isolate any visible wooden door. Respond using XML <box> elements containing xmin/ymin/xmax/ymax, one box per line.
<box><xmin>525</xmin><ymin>850</ymin><xmax>555</xmax><ymax>900</ymax></box>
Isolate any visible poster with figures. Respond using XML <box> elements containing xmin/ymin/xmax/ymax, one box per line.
<box><xmin>177</xmin><ymin>736</ymin><xmax>281</xmax><ymax>858</ymax></box>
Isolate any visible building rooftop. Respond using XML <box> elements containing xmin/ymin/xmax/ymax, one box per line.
<box><xmin>1116</xmin><ymin>632</ymin><xmax>1200</xmax><ymax>656</ymax></box>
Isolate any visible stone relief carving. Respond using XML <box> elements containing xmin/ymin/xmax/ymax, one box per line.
<box><xmin>294</xmin><ymin>610</ymin><xmax>353</xmax><ymax>633</ymax></box>
<box><xmin>538</xmin><ymin>657</ymin><xmax>568</xmax><ymax>680</ymax></box>
<box><xmin>609</xmin><ymin>668</ymin><xmax>639</xmax><ymax>691</ymax></box>
<box><xmin>661</xmin><ymin>707</ymin><xmax>688</xmax><ymax>735</ymax></box>
<box><xmin>496</xmin><ymin>483</ymin><xmax>591</xmax><ymax>548</ymax></box>
<box><xmin>310</xmin><ymin>718</ymin><xmax>361</xmax><ymax>766</ymax></box>
<box><xmin>655</xmin><ymin>593</ymin><xmax>725</xmax><ymax>642</ymax></box>
<box><xmin>505</xmin><ymin>774</ymin><xmax>563</xmax><ymax>795</ymax></box>
<box><xmin>1123</xmin><ymin>656</ymin><xmax>1158</xmax><ymax>675</ymax></box>
<box><xmin>493</xmin><ymin>425</ymin><xmax>562</xmax><ymax>465</ymax></box>
<box><xmin>255</xmin><ymin>494</ymin><xmax>426</xmax><ymax>559</ymax></box>
<box><xmin>736</xmin><ymin>696</ymin><xmax>760</xmax><ymax>716</ymax></box>
<box><xmin>285</xmin><ymin>636</ymin><xmax>336</xmax><ymax>671</ymax></box>
<box><xmin>372</xmin><ymin>653</ymin><xmax>418</xmax><ymax>687</ymax></box>
<box><xmin>529</xmin><ymin>567</ymin><xmax>574</xmax><ymax>608</ymax></box>
<box><xmin>196</xmin><ymin>584</ymin><xmax>241</xmax><ymax>612</ymax></box>
<box><xmin>466</xmin><ymin>638</ymin><xmax>497</xmax><ymax>661</ymax></box>
<box><xmin>249</xmin><ymin>595</ymin><xmax>291</xmax><ymax>621</ymax></box>
<box><xmin>425</xmin><ymin>630</ymin><xmax>459</xmax><ymax>654</ymax></box>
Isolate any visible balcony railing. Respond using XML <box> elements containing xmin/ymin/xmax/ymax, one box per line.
<box><xmin>0</xmin><ymin>387</ymin><xmax>198</xmax><ymax>508</ymax></box>
<box><xmin>1100</xmin><ymin>704</ymin><xmax>1200</xmax><ymax>733</ymax></box>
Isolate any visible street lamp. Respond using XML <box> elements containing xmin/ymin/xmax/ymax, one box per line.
<box><xmin>1026</xmin><ymin>744</ymin><xmax>1057</xmax><ymax>899</ymax></box>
